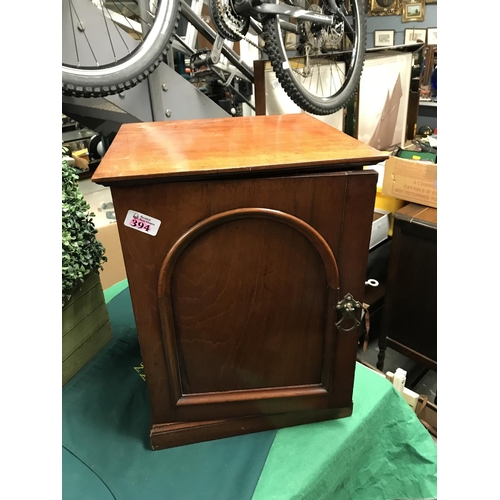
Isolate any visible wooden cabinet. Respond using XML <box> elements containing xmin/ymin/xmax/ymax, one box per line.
<box><xmin>92</xmin><ymin>114</ymin><xmax>387</xmax><ymax>450</ymax></box>
<box><xmin>377</xmin><ymin>204</ymin><xmax>437</xmax><ymax>372</ymax></box>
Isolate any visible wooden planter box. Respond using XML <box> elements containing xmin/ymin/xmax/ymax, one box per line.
<box><xmin>62</xmin><ymin>272</ymin><xmax>113</xmax><ymax>385</ymax></box>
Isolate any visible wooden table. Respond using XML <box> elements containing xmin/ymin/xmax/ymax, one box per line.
<box><xmin>377</xmin><ymin>203</ymin><xmax>437</xmax><ymax>373</ymax></box>
<box><xmin>92</xmin><ymin>114</ymin><xmax>388</xmax><ymax>450</ymax></box>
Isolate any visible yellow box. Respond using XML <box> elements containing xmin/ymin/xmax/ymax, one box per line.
<box><xmin>375</xmin><ymin>187</ymin><xmax>404</xmax><ymax>212</ymax></box>
<box><xmin>375</xmin><ymin>187</ymin><xmax>404</xmax><ymax>236</ymax></box>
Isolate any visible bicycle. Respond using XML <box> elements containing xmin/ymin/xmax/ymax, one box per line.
<box><xmin>62</xmin><ymin>0</ymin><xmax>366</xmax><ymax>115</ymax></box>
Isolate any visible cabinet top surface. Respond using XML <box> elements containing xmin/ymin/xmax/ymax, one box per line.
<box><xmin>395</xmin><ymin>203</ymin><xmax>437</xmax><ymax>227</ymax></box>
<box><xmin>92</xmin><ymin>114</ymin><xmax>388</xmax><ymax>185</ymax></box>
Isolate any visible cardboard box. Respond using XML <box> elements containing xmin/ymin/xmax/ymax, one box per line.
<box><xmin>382</xmin><ymin>156</ymin><xmax>437</xmax><ymax>208</ymax></box>
<box><xmin>96</xmin><ymin>222</ymin><xmax>127</xmax><ymax>291</ymax></box>
<box><xmin>79</xmin><ymin>178</ymin><xmax>127</xmax><ymax>291</ymax></box>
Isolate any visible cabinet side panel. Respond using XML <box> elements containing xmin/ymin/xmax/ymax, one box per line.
<box><xmin>109</xmin><ymin>186</ymin><xmax>189</xmax><ymax>424</ymax></box>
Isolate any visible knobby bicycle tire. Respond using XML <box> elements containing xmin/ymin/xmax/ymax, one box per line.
<box><xmin>62</xmin><ymin>0</ymin><xmax>180</xmax><ymax>98</ymax></box>
<box><xmin>262</xmin><ymin>0</ymin><xmax>366</xmax><ymax>115</ymax></box>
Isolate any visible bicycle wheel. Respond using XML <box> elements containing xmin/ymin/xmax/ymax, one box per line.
<box><xmin>62</xmin><ymin>0</ymin><xmax>180</xmax><ymax>98</ymax></box>
<box><xmin>262</xmin><ymin>0</ymin><xmax>366</xmax><ymax>115</ymax></box>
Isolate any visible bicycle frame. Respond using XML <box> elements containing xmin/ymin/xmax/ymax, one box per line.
<box><xmin>178</xmin><ymin>0</ymin><xmax>357</xmax><ymax>85</ymax></box>
<box><xmin>250</xmin><ymin>2</ymin><xmax>355</xmax><ymax>42</ymax></box>
<box><xmin>253</xmin><ymin>3</ymin><xmax>339</xmax><ymax>26</ymax></box>
<box><xmin>179</xmin><ymin>0</ymin><xmax>255</xmax><ymax>82</ymax></box>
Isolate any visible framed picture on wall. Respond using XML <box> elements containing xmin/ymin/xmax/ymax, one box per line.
<box><xmin>369</xmin><ymin>0</ymin><xmax>401</xmax><ymax>16</ymax></box>
<box><xmin>374</xmin><ymin>30</ymin><xmax>395</xmax><ymax>47</ymax></box>
<box><xmin>401</xmin><ymin>0</ymin><xmax>426</xmax><ymax>22</ymax></box>
<box><xmin>404</xmin><ymin>28</ymin><xmax>427</xmax><ymax>44</ymax></box>
<box><xmin>427</xmin><ymin>27</ymin><xmax>437</xmax><ymax>45</ymax></box>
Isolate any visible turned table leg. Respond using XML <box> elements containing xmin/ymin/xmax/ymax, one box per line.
<box><xmin>377</xmin><ymin>333</ymin><xmax>387</xmax><ymax>372</ymax></box>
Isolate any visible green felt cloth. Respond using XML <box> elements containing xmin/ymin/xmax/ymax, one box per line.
<box><xmin>252</xmin><ymin>363</ymin><xmax>437</xmax><ymax>499</ymax></box>
<box><xmin>62</xmin><ymin>447</ymin><xmax>115</xmax><ymax>500</ymax></box>
<box><xmin>63</xmin><ymin>282</ymin><xmax>437</xmax><ymax>500</ymax></box>
<box><xmin>62</xmin><ymin>287</ymin><xmax>277</xmax><ymax>500</ymax></box>
<box><xmin>103</xmin><ymin>279</ymin><xmax>128</xmax><ymax>304</ymax></box>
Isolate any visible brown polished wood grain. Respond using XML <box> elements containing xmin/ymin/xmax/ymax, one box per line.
<box><xmin>159</xmin><ymin>209</ymin><xmax>338</xmax><ymax>397</ymax></box>
<box><xmin>92</xmin><ymin>115</ymin><xmax>386</xmax><ymax>449</ymax></box>
<box><xmin>92</xmin><ymin>114</ymin><xmax>388</xmax><ymax>184</ymax></box>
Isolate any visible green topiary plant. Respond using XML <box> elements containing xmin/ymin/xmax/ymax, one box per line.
<box><xmin>62</xmin><ymin>147</ymin><xmax>107</xmax><ymax>306</ymax></box>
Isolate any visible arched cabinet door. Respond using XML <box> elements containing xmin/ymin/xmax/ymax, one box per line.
<box><xmin>157</xmin><ymin>208</ymin><xmax>341</xmax><ymax>422</ymax></box>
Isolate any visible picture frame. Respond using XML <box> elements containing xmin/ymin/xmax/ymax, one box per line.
<box><xmin>425</xmin><ymin>0</ymin><xmax>437</xmax><ymax>4</ymax></box>
<box><xmin>374</xmin><ymin>30</ymin><xmax>395</xmax><ymax>47</ymax></box>
<box><xmin>401</xmin><ymin>0</ymin><xmax>426</xmax><ymax>22</ymax></box>
<box><xmin>404</xmin><ymin>28</ymin><xmax>427</xmax><ymax>44</ymax></box>
<box><xmin>368</xmin><ymin>0</ymin><xmax>401</xmax><ymax>17</ymax></box>
<box><xmin>427</xmin><ymin>27</ymin><xmax>437</xmax><ymax>45</ymax></box>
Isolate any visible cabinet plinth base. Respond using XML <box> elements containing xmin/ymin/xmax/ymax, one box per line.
<box><xmin>150</xmin><ymin>405</ymin><xmax>353</xmax><ymax>450</ymax></box>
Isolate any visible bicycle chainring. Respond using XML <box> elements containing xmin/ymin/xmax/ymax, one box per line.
<box><xmin>208</xmin><ymin>0</ymin><xmax>250</xmax><ymax>42</ymax></box>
